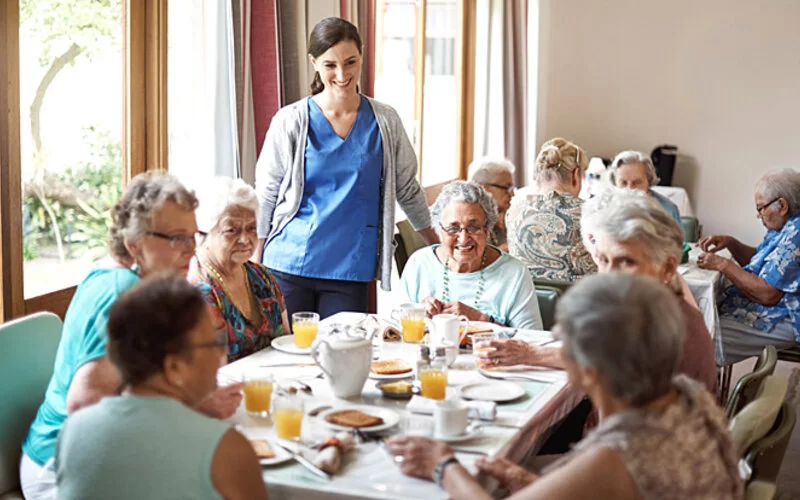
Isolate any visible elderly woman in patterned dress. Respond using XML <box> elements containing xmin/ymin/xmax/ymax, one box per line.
<box><xmin>506</xmin><ymin>138</ymin><xmax>597</xmax><ymax>282</ymax></box>
<box><xmin>699</xmin><ymin>168</ymin><xmax>800</xmax><ymax>365</ymax></box>
<box><xmin>189</xmin><ymin>177</ymin><xmax>290</xmax><ymax>362</ymax></box>
<box><xmin>386</xmin><ymin>274</ymin><xmax>743</xmax><ymax>500</ymax></box>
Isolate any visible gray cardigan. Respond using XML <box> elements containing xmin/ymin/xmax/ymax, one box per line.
<box><xmin>255</xmin><ymin>96</ymin><xmax>431</xmax><ymax>291</ymax></box>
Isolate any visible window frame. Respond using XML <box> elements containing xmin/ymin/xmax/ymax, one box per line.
<box><xmin>0</xmin><ymin>0</ymin><xmax>168</xmax><ymax>320</ymax></box>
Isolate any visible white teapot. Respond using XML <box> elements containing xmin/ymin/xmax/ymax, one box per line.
<box><xmin>310</xmin><ymin>325</ymin><xmax>372</xmax><ymax>399</ymax></box>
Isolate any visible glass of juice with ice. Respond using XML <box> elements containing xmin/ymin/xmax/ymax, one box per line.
<box><xmin>292</xmin><ymin>312</ymin><xmax>319</xmax><ymax>348</ymax></box>
<box><xmin>243</xmin><ymin>371</ymin><xmax>273</xmax><ymax>418</ymax></box>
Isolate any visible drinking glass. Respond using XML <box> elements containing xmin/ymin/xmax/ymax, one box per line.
<box><xmin>473</xmin><ymin>332</ymin><xmax>497</xmax><ymax>369</ymax></box>
<box><xmin>273</xmin><ymin>394</ymin><xmax>305</xmax><ymax>439</ymax></box>
<box><xmin>243</xmin><ymin>371</ymin><xmax>273</xmax><ymax>418</ymax></box>
<box><xmin>391</xmin><ymin>303</ymin><xmax>426</xmax><ymax>343</ymax></box>
<box><xmin>292</xmin><ymin>312</ymin><xmax>319</xmax><ymax>348</ymax></box>
<box><xmin>419</xmin><ymin>367</ymin><xmax>448</xmax><ymax>400</ymax></box>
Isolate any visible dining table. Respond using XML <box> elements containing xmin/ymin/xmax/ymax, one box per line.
<box><xmin>218</xmin><ymin>312</ymin><xmax>583</xmax><ymax>500</ymax></box>
<box><xmin>679</xmin><ymin>246</ymin><xmax>731</xmax><ymax>339</ymax></box>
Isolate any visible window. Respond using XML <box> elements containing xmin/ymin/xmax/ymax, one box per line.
<box><xmin>374</xmin><ymin>0</ymin><xmax>473</xmax><ymax>187</ymax></box>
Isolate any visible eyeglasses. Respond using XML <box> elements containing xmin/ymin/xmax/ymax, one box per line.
<box><xmin>188</xmin><ymin>330</ymin><xmax>227</xmax><ymax>351</ymax></box>
<box><xmin>144</xmin><ymin>231</ymin><xmax>199</xmax><ymax>249</ymax></box>
<box><xmin>756</xmin><ymin>198</ymin><xmax>781</xmax><ymax>215</ymax></box>
<box><xmin>440</xmin><ymin>223</ymin><xmax>485</xmax><ymax>236</ymax></box>
<box><xmin>485</xmin><ymin>183</ymin><xmax>516</xmax><ymax>194</ymax></box>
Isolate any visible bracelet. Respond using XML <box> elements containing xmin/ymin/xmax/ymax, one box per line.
<box><xmin>433</xmin><ymin>456</ymin><xmax>460</xmax><ymax>487</ymax></box>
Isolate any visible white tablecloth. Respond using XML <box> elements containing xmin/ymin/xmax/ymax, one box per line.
<box><xmin>679</xmin><ymin>247</ymin><xmax>729</xmax><ymax>337</ymax></box>
<box><xmin>218</xmin><ymin>313</ymin><xmax>582</xmax><ymax>500</ymax></box>
<box><xmin>651</xmin><ymin>186</ymin><xmax>695</xmax><ymax>217</ymax></box>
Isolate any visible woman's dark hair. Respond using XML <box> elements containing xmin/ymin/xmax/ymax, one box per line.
<box><xmin>107</xmin><ymin>272</ymin><xmax>208</xmax><ymax>386</ymax></box>
<box><xmin>308</xmin><ymin>17</ymin><xmax>362</xmax><ymax>95</ymax></box>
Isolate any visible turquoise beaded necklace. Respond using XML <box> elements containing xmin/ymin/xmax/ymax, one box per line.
<box><xmin>441</xmin><ymin>248</ymin><xmax>487</xmax><ymax>308</ymax></box>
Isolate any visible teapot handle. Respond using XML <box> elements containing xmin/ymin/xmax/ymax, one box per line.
<box><xmin>310</xmin><ymin>338</ymin><xmax>333</xmax><ymax>379</ymax></box>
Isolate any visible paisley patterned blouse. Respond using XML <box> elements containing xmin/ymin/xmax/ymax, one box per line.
<box><xmin>720</xmin><ymin>214</ymin><xmax>800</xmax><ymax>341</ymax></box>
<box><xmin>188</xmin><ymin>259</ymin><xmax>288</xmax><ymax>362</ymax></box>
<box><xmin>506</xmin><ymin>191</ymin><xmax>597</xmax><ymax>282</ymax></box>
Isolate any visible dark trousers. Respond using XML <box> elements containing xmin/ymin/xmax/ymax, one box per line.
<box><xmin>269</xmin><ymin>269</ymin><xmax>370</xmax><ymax>322</ymax></box>
<box><xmin>537</xmin><ymin>397</ymin><xmax>594</xmax><ymax>455</ymax></box>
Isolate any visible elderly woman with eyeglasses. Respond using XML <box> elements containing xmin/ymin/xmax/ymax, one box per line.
<box><xmin>480</xmin><ymin>189</ymin><xmax>716</xmax><ymax>394</ymax></box>
<box><xmin>506</xmin><ymin>138</ymin><xmax>597</xmax><ymax>282</ymax></box>
<box><xmin>56</xmin><ymin>274</ymin><xmax>268</xmax><ymax>500</ymax></box>
<box><xmin>20</xmin><ymin>173</ymin><xmax>243</xmax><ymax>500</ymax></box>
<box><xmin>608</xmin><ymin>150</ymin><xmax>683</xmax><ymax>228</ymax></box>
<box><xmin>468</xmin><ymin>157</ymin><xmax>516</xmax><ymax>250</ymax></box>
<box><xmin>698</xmin><ymin>168</ymin><xmax>800</xmax><ymax>365</ymax></box>
<box><xmin>401</xmin><ymin>181</ymin><xmax>543</xmax><ymax>329</ymax></box>
<box><xmin>388</xmin><ymin>274</ymin><xmax>743</xmax><ymax>500</ymax></box>
<box><xmin>189</xmin><ymin>177</ymin><xmax>290</xmax><ymax>363</ymax></box>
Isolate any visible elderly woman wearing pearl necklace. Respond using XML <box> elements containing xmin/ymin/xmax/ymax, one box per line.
<box><xmin>400</xmin><ymin>181</ymin><xmax>543</xmax><ymax>329</ymax></box>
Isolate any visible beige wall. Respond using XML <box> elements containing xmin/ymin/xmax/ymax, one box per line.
<box><xmin>535</xmin><ymin>0</ymin><xmax>800</xmax><ymax>243</ymax></box>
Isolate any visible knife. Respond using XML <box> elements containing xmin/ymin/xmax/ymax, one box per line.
<box><xmin>275</xmin><ymin>442</ymin><xmax>330</xmax><ymax>481</ymax></box>
<box><xmin>259</xmin><ymin>362</ymin><xmax>318</xmax><ymax>368</ymax></box>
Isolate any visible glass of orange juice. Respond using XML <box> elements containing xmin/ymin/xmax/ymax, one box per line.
<box><xmin>292</xmin><ymin>312</ymin><xmax>319</xmax><ymax>348</ymax></box>
<box><xmin>243</xmin><ymin>371</ymin><xmax>273</xmax><ymax>418</ymax></box>
<box><xmin>392</xmin><ymin>303</ymin><xmax>426</xmax><ymax>343</ymax></box>
<box><xmin>419</xmin><ymin>368</ymin><xmax>448</xmax><ymax>400</ymax></box>
<box><xmin>473</xmin><ymin>332</ymin><xmax>497</xmax><ymax>369</ymax></box>
<box><xmin>273</xmin><ymin>394</ymin><xmax>304</xmax><ymax>440</ymax></box>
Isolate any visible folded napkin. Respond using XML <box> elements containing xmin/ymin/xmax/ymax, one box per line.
<box><xmin>406</xmin><ymin>395</ymin><xmax>497</xmax><ymax>421</ymax></box>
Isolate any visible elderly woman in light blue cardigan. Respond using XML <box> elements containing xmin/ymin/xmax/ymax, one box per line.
<box><xmin>402</xmin><ymin>181</ymin><xmax>543</xmax><ymax>330</ymax></box>
<box><xmin>254</xmin><ymin>18</ymin><xmax>436</xmax><ymax>320</ymax></box>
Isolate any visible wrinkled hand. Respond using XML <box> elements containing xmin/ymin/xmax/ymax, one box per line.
<box><xmin>697</xmin><ymin>252</ymin><xmax>730</xmax><ymax>272</ymax></box>
<box><xmin>196</xmin><ymin>382</ymin><xmax>244</xmax><ymax>419</ymax></box>
<box><xmin>475</xmin><ymin>456</ymin><xmax>538</xmax><ymax>493</ymax></box>
<box><xmin>475</xmin><ymin>339</ymin><xmax>535</xmax><ymax>367</ymax></box>
<box><xmin>421</xmin><ymin>296</ymin><xmax>444</xmax><ymax>318</ymax></box>
<box><xmin>385</xmin><ymin>436</ymin><xmax>454</xmax><ymax>480</ymax></box>
<box><xmin>441</xmin><ymin>301</ymin><xmax>487</xmax><ymax>322</ymax></box>
<box><xmin>697</xmin><ymin>234</ymin><xmax>735</xmax><ymax>253</ymax></box>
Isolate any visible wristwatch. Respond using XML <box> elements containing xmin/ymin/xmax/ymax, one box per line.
<box><xmin>433</xmin><ymin>455</ymin><xmax>460</xmax><ymax>487</ymax></box>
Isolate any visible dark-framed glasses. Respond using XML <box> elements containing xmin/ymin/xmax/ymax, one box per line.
<box><xmin>485</xmin><ymin>183</ymin><xmax>516</xmax><ymax>194</ymax></box>
<box><xmin>144</xmin><ymin>231</ymin><xmax>199</xmax><ymax>249</ymax></box>
<box><xmin>756</xmin><ymin>198</ymin><xmax>781</xmax><ymax>215</ymax></box>
<box><xmin>440</xmin><ymin>223</ymin><xmax>485</xmax><ymax>236</ymax></box>
<box><xmin>188</xmin><ymin>330</ymin><xmax>227</xmax><ymax>351</ymax></box>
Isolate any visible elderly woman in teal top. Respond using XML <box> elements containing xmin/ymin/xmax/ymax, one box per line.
<box><xmin>20</xmin><ymin>173</ymin><xmax>243</xmax><ymax>500</ymax></box>
<box><xmin>698</xmin><ymin>168</ymin><xmax>800</xmax><ymax>365</ymax></box>
<box><xmin>607</xmin><ymin>150</ymin><xmax>683</xmax><ymax>232</ymax></box>
<box><xmin>56</xmin><ymin>274</ymin><xmax>267</xmax><ymax>500</ymax></box>
<box><xmin>402</xmin><ymin>181</ymin><xmax>543</xmax><ymax>330</ymax></box>
<box><xmin>255</xmin><ymin>17</ymin><xmax>436</xmax><ymax>320</ymax></box>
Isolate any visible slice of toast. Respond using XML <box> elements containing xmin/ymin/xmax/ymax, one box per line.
<box><xmin>371</xmin><ymin>359</ymin><xmax>413</xmax><ymax>375</ymax></box>
<box><xmin>250</xmin><ymin>439</ymin><xmax>276</xmax><ymax>459</ymax></box>
<box><xmin>325</xmin><ymin>409</ymin><xmax>384</xmax><ymax>428</ymax></box>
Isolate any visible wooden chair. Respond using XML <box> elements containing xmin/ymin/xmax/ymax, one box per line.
<box><xmin>0</xmin><ymin>313</ymin><xmax>63</xmax><ymax>500</ymax></box>
<box><xmin>725</xmin><ymin>346</ymin><xmax>778</xmax><ymax>420</ymax></box>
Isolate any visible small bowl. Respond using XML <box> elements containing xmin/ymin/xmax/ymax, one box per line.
<box><xmin>376</xmin><ymin>379</ymin><xmax>417</xmax><ymax>399</ymax></box>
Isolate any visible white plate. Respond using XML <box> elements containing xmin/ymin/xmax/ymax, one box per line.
<box><xmin>368</xmin><ymin>370</ymin><xmax>415</xmax><ymax>380</ymax></box>
<box><xmin>433</xmin><ymin>428</ymin><xmax>482</xmax><ymax>443</ymax></box>
<box><xmin>271</xmin><ymin>335</ymin><xmax>312</xmax><ymax>355</ymax></box>
<box><xmin>463</xmin><ymin>321</ymin><xmax>504</xmax><ymax>335</ymax></box>
<box><xmin>258</xmin><ymin>440</ymin><xmax>294</xmax><ymax>466</ymax></box>
<box><xmin>459</xmin><ymin>381</ymin><xmax>526</xmax><ymax>402</ymax></box>
<box><xmin>317</xmin><ymin>406</ymin><xmax>401</xmax><ymax>433</ymax></box>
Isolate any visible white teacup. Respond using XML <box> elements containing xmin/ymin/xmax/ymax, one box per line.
<box><xmin>434</xmin><ymin>399</ymin><xmax>469</xmax><ymax>437</ymax></box>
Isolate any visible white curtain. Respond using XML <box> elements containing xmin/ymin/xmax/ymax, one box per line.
<box><xmin>168</xmin><ymin>0</ymin><xmax>241</xmax><ymax>186</ymax></box>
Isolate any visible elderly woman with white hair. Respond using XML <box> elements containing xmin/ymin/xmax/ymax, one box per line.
<box><xmin>388</xmin><ymin>274</ymin><xmax>743</xmax><ymax>500</ymax></box>
<box><xmin>608</xmin><ymin>150</ymin><xmax>682</xmax><ymax>228</ymax></box>
<box><xmin>469</xmin><ymin>157</ymin><xmax>516</xmax><ymax>250</ymax></box>
<box><xmin>401</xmin><ymin>181</ymin><xmax>542</xmax><ymax>329</ymax></box>
<box><xmin>189</xmin><ymin>177</ymin><xmax>289</xmax><ymax>362</ymax></box>
<box><xmin>480</xmin><ymin>189</ymin><xmax>716</xmax><ymax>393</ymax></box>
<box><xmin>506</xmin><ymin>138</ymin><xmax>597</xmax><ymax>282</ymax></box>
<box><xmin>698</xmin><ymin>168</ymin><xmax>800</xmax><ymax>365</ymax></box>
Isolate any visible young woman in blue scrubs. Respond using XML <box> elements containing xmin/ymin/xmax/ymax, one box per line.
<box><xmin>255</xmin><ymin>17</ymin><xmax>437</xmax><ymax>319</ymax></box>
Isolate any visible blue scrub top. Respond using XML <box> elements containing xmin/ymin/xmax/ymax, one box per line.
<box><xmin>264</xmin><ymin>96</ymin><xmax>383</xmax><ymax>282</ymax></box>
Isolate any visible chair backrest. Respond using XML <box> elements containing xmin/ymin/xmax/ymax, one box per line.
<box><xmin>681</xmin><ymin>216</ymin><xmax>700</xmax><ymax>242</ymax></box>
<box><xmin>746</xmin><ymin>480</ymin><xmax>776</xmax><ymax>500</ymax></box>
<box><xmin>728</xmin><ymin>375</ymin><xmax>787</xmax><ymax>458</ymax></box>
<box><xmin>393</xmin><ymin>232</ymin><xmax>410</xmax><ymax>277</ymax></box>
<box><xmin>726</xmin><ymin>345</ymin><xmax>778</xmax><ymax>420</ymax></box>
<box><xmin>533</xmin><ymin>278</ymin><xmax>572</xmax><ymax>296</ymax></box>
<box><xmin>744</xmin><ymin>402</ymin><xmax>796</xmax><ymax>486</ymax></box>
<box><xmin>535</xmin><ymin>286</ymin><xmax>560</xmax><ymax>330</ymax></box>
<box><xmin>0</xmin><ymin>312</ymin><xmax>63</xmax><ymax>495</ymax></box>
<box><xmin>396</xmin><ymin>220</ymin><xmax>429</xmax><ymax>265</ymax></box>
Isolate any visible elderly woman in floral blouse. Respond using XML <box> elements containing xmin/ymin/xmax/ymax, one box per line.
<box><xmin>506</xmin><ymin>138</ymin><xmax>597</xmax><ymax>282</ymax></box>
<box><xmin>190</xmin><ymin>177</ymin><xmax>290</xmax><ymax>362</ymax></box>
<box><xmin>699</xmin><ymin>168</ymin><xmax>800</xmax><ymax>365</ymax></box>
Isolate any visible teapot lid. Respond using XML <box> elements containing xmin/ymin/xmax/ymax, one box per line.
<box><xmin>324</xmin><ymin>324</ymin><xmax>370</xmax><ymax>344</ymax></box>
